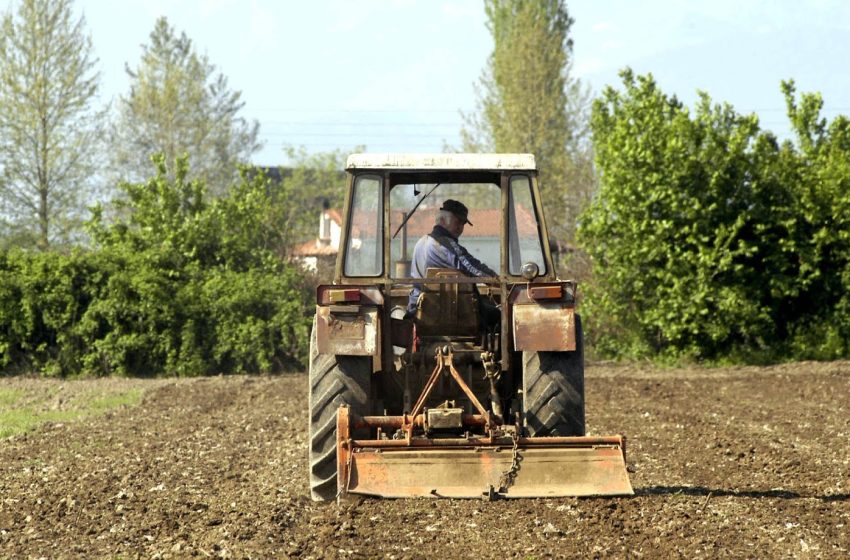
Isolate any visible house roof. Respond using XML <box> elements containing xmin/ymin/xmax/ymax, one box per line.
<box><xmin>349</xmin><ymin>206</ymin><xmax>538</xmax><ymax>238</ymax></box>
<box><xmin>396</xmin><ymin>208</ymin><xmax>505</xmax><ymax>237</ymax></box>
<box><xmin>346</xmin><ymin>153</ymin><xmax>536</xmax><ymax>171</ymax></box>
<box><xmin>294</xmin><ymin>205</ymin><xmax>540</xmax><ymax>256</ymax></box>
<box><xmin>292</xmin><ymin>239</ymin><xmax>338</xmax><ymax>257</ymax></box>
<box><xmin>324</xmin><ymin>209</ymin><xmax>343</xmax><ymax>225</ymax></box>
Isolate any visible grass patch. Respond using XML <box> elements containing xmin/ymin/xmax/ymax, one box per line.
<box><xmin>87</xmin><ymin>389</ymin><xmax>143</xmax><ymax>412</ymax></box>
<box><xmin>0</xmin><ymin>388</ymin><xmax>26</xmax><ymax>407</ymax></box>
<box><xmin>0</xmin><ymin>384</ymin><xmax>145</xmax><ymax>439</ymax></box>
<box><xmin>0</xmin><ymin>409</ymin><xmax>83</xmax><ymax>438</ymax></box>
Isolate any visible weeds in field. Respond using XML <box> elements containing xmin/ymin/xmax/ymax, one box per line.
<box><xmin>0</xmin><ymin>385</ymin><xmax>143</xmax><ymax>438</ymax></box>
<box><xmin>0</xmin><ymin>388</ymin><xmax>25</xmax><ymax>407</ymax></box>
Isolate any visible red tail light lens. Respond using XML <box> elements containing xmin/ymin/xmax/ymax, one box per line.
<box><xmin>528</xmin><ymin>285</ymin><xmax>563</xmax><ymax>300</ymax></box>
<box><xmin>316</xmin><ymin>285</ymin><xmax>383</xmax><ymax>306</ymax></box>
<box><xmin>327</xmin><ymin>289</ymin><xmax>361</xmax><ymax>303</ymax></box>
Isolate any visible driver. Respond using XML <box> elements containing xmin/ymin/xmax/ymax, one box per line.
<box><xmin>406</xmin><ymin>199</ymin><xmax>498</xmax><ymax>316</ymax></box>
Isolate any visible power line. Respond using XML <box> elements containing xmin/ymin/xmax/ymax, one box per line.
<box><xmin>265</xmin><ymin>142</ymin><xmax>453</xmax><ymax>149</ymax></box>
<box><xmin>741</xmin><ymin>106</ymin><xmax>850</xmax><ymax>112</ymax></box>
<box><xmin>258</xmin><ymin>121</ymin><xmax>462</xmax><ymax>127</ymax></box>
<box><xmin>259</xmin><ymin>132</ymin><xmax>456</xmax><ymax>139</ymax></box>
<box><xmin>245</xmin><ymin>107</ymin><xmax>469</xmax><ymax>114</ymax></box>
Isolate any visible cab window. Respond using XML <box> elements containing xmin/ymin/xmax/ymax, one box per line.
<box><xmin>343</xmin><ymin>175</ymin><xmax>383</xmax><ymax>276</ymax></box>
<box><xmin>508</xmin><ymin>175</ymin><xmax>546</xmax><ymax>276</ymax></box>
<box><xmin>389</xmin><ymin>182</ymin><xmax>501</xmax><ymax>278</ymax></box>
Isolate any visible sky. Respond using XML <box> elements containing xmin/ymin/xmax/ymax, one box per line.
<box><xmin>5</xmin><ymin>0</ymin><xmax>850</xmax><ymax>166</ymax></box>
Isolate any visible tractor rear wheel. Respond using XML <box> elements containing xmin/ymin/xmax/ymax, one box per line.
<box><xmin>308</xmin><ymin>321</ymin><xmax>371</xmax><ymax>501</ymax></box>
<box><xmin>522</xmin><ymin>315</ymin><xmax>585</xmax><ymax>437</ymax></box>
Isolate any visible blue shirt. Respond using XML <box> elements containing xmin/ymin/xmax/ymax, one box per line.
<box><xmin>407</xmin><ymin>225</ymin><xmax>498</xmax><ymax>313</ymax></box>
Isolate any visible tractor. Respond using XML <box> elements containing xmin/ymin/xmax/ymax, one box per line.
<box><xmin>309</xmin><ymin>153</ymin><xmax>632</xmax><ymax>500</ymax></box>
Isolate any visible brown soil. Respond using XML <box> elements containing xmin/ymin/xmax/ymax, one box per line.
<box><xmin>1</xmin><ymin>362</ymin><xmax>848</xmax><ymax>559</ymax></box>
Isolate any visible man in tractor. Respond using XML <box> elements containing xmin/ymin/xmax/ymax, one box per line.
<box><xmin>406</xmin><ymin>199</ymin><xmax>500</xmax><ymax>326</ymax></box>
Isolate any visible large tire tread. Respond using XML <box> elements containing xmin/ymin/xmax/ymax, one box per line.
<box><xmin>522</xmin><ymin>315</ymin><xmax>585</xmax><ymax>437</ymax></box>
<box><xmin>308</xmin><ymin>322</ymin><xmax>370</xmax><ymax>501</ymax></box>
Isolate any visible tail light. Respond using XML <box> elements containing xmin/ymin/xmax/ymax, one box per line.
<box><xmin>327</xmin><ymin>289</ymin><xmax>361</xmax><ymax>303</ymax></box>
<box><xmin>521</xmin><ymin>282</ymin><xmax>575</xmax><ymax>303</ymax></box>
<box><xmin>316</xmin><ymin>285</ymin><xmax>383</xmax><ymax>306</ymax></box>
<box><xmin>528</xmin><ymin>285</ymin><xmax>563</xmax><ymax>300</ymax></box>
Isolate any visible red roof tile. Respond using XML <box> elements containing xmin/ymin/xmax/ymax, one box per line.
<box><xmin>390</xmin><ymin>207</ymin><xmax>538</xmax><ymax>238</ymax></box>
<box><xmin>292</xmin><ymin>239</ymin><xmax>338</xmax><ymax>256</ymax></box>
<box><xmin>325</xmin><ymin>209</ymin><xmax>343</xmax><ymax>225</ymax></box>
<box><xmin>293</xmin><ymin>205</ymin><xmax>540</xmax><ymax>255</ymax></box>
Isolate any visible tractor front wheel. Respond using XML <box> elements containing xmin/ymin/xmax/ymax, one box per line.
<box><xmin>522</xmin><ymin>315</ymin><xmax>585</xmax><ymax>437</ymax></box>
<box><xmin>308</xmin><ymin>321</ymin><xmax>371</xmax><ymax>501</ymax></box>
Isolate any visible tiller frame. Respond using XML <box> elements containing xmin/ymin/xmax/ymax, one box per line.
<box><xmin>336</xmin><ymin>347</ymin><xmax>634</xmax><ymax>500</ymax></box>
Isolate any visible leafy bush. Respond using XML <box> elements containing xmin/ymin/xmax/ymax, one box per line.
<box><xmin>580</xmin><ymin>70</ymin><xmax>850</xmax><ymax>362</ymax></box>
<box><xmin>0</xmin><ymin>156</ymin><xmax>310</xmax><ymax>376</ymax></box>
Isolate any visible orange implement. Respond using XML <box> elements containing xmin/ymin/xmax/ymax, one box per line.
<box><xmin>336</xmin><ymin>406</ymin><xmax>634</xmax><ymax>499</ymax></box>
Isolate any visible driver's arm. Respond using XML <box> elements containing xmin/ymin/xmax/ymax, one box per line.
<box><xmin>443</xmin><ymin>239</ymin><xmax>497</xmax><ymax>277</ymax></box>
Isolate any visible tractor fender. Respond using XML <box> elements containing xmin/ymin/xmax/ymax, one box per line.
<box><xmin>510</xmin><ymin>282</ymin><xmax>577</xmax><ymax>352</ymax></box>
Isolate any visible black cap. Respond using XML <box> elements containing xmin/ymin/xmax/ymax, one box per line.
<box><xmin>440</xmin><ymin>199</ymin><xmax>473</xmax><ymax>226</ymax></box>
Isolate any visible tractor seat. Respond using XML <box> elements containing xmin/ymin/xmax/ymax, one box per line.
<box><xmin>415</xmin><ymin>268</ymin><xmax>480</xmax><ymax>338</ymax></box>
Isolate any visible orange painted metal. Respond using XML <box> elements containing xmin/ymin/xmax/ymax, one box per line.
<box><xmin>315</xmin><ymin>305</ymin><xmax>378</xmax><ymax>356</ymax></box>
<box><xmin>347</xmin><ymin>445</ymin><xmax>632</xmax><ymax>498</ymax></box>
<box><xmin>355</xmin><ymin>414</ymin><xmax>488</xmax><ymax>430</ymax></box>
<box><xmin>512</xmin><ymin>303</ymin><xmax>576</xmax><ymax>352</ymax></box>
<box><xmin>402</xmin><ymin>348</ymin><xmax>494</xmax><ymax>441</ymax></box>
<box><xmin>528</xmin><ymin>285</ymin><xmax>563</xmax><ymax>300</ymax></box>
<box><xmin>335</xmin><ymin>347</ymin><xmax>633</xmax><ymax>500</ymax></box>
<box><xmin>336</xmin><ymin>406</ymin><xmax>634</xmax><ymax>499</ymax></box>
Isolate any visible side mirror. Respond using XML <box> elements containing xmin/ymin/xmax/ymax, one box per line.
<box><xmin>520</xmin><ymin>262</ymin><xmax>539</xmax><ymax>280</ymax></box>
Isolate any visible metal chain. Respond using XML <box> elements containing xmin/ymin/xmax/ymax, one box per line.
<box><xmin>498</xmin><ymin>431</ymin><xmax>522</xmax><ymax>493</ymax></box>
<box><xmin>481</xmin><ymin>351</ymin><xmax>501</xmax><ymax>382</ymax></box>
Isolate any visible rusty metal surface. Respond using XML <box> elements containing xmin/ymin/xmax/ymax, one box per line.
<box><xmin>427</xmin><ymin>408</ymin><xmax>464</xmax><ymax>430</ymax></box>
<box><xmin>338</xmin><ymin>405</ymin><xmax>632</xmax><ymax>499</ymax></box>
<box><xmin>344</xmin><ymin>443</ymin><xmax>633</xmax><ymax>498</ymax></box>
<box><xmin>512</xmin><ymin>303</ymin><xmax>576</xmax><ymax>352</ymax></box>
<box><xmin>316</xmin><ymin>305</ymin><xmax>378</xmax><ymax>356</ymax></box>
<box><xmin>528</xmin><ymin>285</ymin><xmax>563</xmax><ymax>300</ymax></box>
<box><xmin>350</xmin><ymin>435</ymin><xmax>626</xmax><ymax>449</ymax></box>
<box><xmin>510</xmin><ymin>282</ymin><xmax>576</xmax><ymax>305</ymax></box>
<box><xmin>354</xmin><ymin>414</ymin><xmax>487</xmax><ymax>430</ymax></box>
<box><xmin>337</xmin><ymin>405</ymin><xmax>352</xmax><ymax>499</ymax></box>
<box><xmin>405</xmin><ymin>348</ymin><xmax>491</xmax><ymax>440</ymax></box>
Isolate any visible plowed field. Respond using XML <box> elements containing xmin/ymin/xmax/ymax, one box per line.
<box><xmin>1</xmin><ymin>362</ymin><xmax>848</xmax><ymax>559</ymax></box>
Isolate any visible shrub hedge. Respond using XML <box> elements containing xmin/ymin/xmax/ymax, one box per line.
<box><xmin>581</xmin><ymin>70</ymin><xmax>850</xmax><ymax>362</ymax></box>
<box><xmin>0</xmin><ymin>157</ymin><xmax>310</xmax><ymax>376</ymax></box>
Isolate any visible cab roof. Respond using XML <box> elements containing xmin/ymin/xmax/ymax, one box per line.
<box><xmin>345</xmin><ymin>153</ymin><xmax>536</xmax><ymax>171</ymax></box>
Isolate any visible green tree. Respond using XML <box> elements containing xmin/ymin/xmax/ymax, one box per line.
<box><xmin>82</xmin><ymin>156</ymin><xmax>308</xmax><ymax>375</ymax></box>
<box><xmin>275</xmin><ymin>147</ymin><xmax>350</xmax><ymax>249</ymax></box>
<box><xmin>780</xmin><ymin>80</ymin><xmax>850</xmax><ymax>358</ymax></box>
<box><xmin>461</xmin><ymin>0</ymin><xmax>592</xmax><ymax>243</ymax></box>
<box><xmin>581</xmin><ymin>70</ymin><xmax>786</xmax><ymax>360</ymax></box>
<box><xmin>580</xmin><ymin>69</ymin><xmax>850</xmax><ymax>362</ymax></box>
<box><xmin>0</xmin><ymin>0</ymin><xmax>103</xmax><ymax>250</ymax></box>
<box><xmin>110</xmin><ymin>17</ymin><xmax>260</xmax><ymax>194</ymax></box>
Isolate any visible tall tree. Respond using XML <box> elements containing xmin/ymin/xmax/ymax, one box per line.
<box><xmin>461</xmin><ymin>0</ymin><xmax>592</xmax><ymax>243</ymax></box>
<box><xmin>0</xmin><ymin>0</ymin><xmax>103</xmax><ymax>250</ymax></box>
<box><xmin>111</xmin><ymin>17</ymin><xmax>260</xmax><ymax>193</ymax></box>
